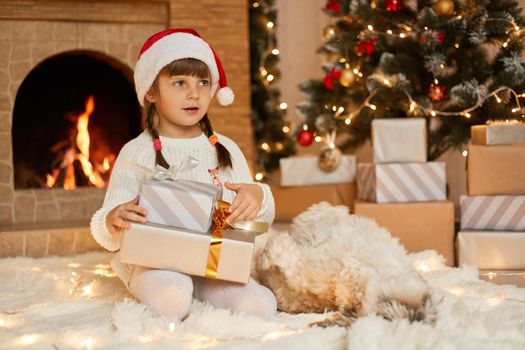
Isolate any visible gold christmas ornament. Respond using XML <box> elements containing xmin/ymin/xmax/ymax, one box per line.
<box><xmin>318</xmin><ymin>146</ymin><xmax>342</xmax><ymax>172</ymax></box>
<box><xmin>433</xmin><ymin>0</ymin><xmax>454</xmax><ymax>17</ymax></box>
<box><xmin>339</xmin><ymin>68</ymin><xmax>356</xmax><ymax>87</ymax></box>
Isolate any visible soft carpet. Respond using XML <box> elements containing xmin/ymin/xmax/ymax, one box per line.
<box><xmin>1</xmin><ymin>249</ymin><xmax>525</xmax><ymax>349</ymax></box>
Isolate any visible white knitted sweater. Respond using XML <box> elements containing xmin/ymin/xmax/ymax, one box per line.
<box><xmin>90</xmin><ymin>131</ymin><xmax>275</xmax><ymax>288</ymax></box>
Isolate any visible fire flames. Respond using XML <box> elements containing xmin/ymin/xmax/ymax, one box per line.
<box><xmin>45</xmin><ymin>96</ymin><xmax>114</xmax><ymax>190</ymax></box>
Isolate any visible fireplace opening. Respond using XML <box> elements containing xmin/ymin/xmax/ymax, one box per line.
<box><xmin>12</xmin><ymin>50</ymin><xmax>142</xmax><ymax>189</ymax></box>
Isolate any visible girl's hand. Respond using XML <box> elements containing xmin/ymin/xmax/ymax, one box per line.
<box><xmin>106</xmin><ymin>196</ymin><xmax>148</xmax><ymax>236</ymax></box>
<box><xmin>224</xmin><ymin>182</ymin><xmax>263</xmax><ymax>224</ymax></box>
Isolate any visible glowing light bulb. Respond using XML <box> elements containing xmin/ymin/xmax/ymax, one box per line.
<box><xmin>462</xmin><ymin>150</ymin><xmax>468</xmax><ymax>157</ymax></box>
<box><xmin>345</xmin><ymin>118</ymin><xmax>352</xmax><ymax>125</ymax></box>
<box><xmin>282</xmin><ymin>125</ymin><xmax>290</xmax><ymax>133</ymax></box>
<box><xmin>279</xmin><ymin>102</ymin><xmax>288</xmax><ymax>110</ymax></box>
<box><xmin>367</xmin><ymin>25</ymin><xmax>374</xmax><ymax>31</ymax></box>
<box><xmin>315</xmin><ymin>135</ymin><xmax>322</xmax><ymax>142</ymax></box>
<box><xmin>272</xmin><ymin>49</ymin><xmax>280</xmax><ymax>55</ymax></box>
<box><xmin>266</xmin><ymin>21</ymin><xmax>274</xmax><ymax>29</ymax></box>
<box><xmin>431</xmin><ymin>111</ymin><xmax>437</xmax><ymax>117</ymax></box>
<box><xmin>387</xmin><ymin>29</ymin><xmax>393</xmax><ymax>35</ymax></box>
<box><xmin>399</xmin><ymin>33</ymin><xmax>406</xmax><ymax>38</ymax></box>
<box><xmin>369</xmin><ymin>104</ymin><xmax>377</xmax><ymax>110</ymax></box>
<box><xmin>266</xmin><ymin>74</ymin><xmax>274</xmax><ymax>82</ymax></box>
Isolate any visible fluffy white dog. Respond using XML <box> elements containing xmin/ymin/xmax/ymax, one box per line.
<box><xmin>254</xmin><ymin>202</ymin><xmax>437</xmax><ymax>325</ymax></box>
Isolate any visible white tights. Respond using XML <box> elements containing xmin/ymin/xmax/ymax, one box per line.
<box><xmin>129</xmin><ymin>266</ymin><xmax>277</xmax><ymax>320</ymax></box>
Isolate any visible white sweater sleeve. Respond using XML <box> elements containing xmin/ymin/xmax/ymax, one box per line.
<box><xmin>226</xmin><ymin>140</ymin><xmax>276</xmax><ymax>225</ymax></box>
<box><xmin>90</xmin><ymin>143</ymin><xmax>148</xmax><ymax>251</ymax></box>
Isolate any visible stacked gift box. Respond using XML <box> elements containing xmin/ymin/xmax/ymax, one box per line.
<box><xmin>276</xmin><ymin>151</ymin><xmax>357</xmax><ymax>220</ymax></box>
<box><xmin>354</xmin><ymin>118</ymin><xmax>455</xmax><ymax>266</ymax></box>
<box><xmin>119</xmin><ymin>168</ymin><xmax>266</xmax><ymax>284</ymax></box>
<box><xmin>457</xmin><ymin>122</ymin><xmax>525</xmax><ymax>272</ymax></box>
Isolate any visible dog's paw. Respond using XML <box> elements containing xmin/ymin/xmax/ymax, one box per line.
<box><xmin>375</xmin><ymin>293</ymin><xmax>440</xmax><ymax>324</ymax></box>
<box><xmin>308</xmin><ymin>311</ymin><xmax>357</xmax><ymax>328</ymax></box>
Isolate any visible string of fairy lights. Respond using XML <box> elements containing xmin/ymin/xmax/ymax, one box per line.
<box><xmin>318</xmin><ymin>13</ymin><xmax>525</xmax><ymax>130</ymax></box>
<box><xmin>252</xmin><ymin>1</ymin><xmax>293</xmax><ymax>180</ymax></box>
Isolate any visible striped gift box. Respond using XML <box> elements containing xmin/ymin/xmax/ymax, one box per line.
<box><xmin>460</xmin><ymin>195</ymin><xmax>525</xmax><ymax>231</ymax></box>
<box><xmin>357</xmin><ymin>162</ymin><xmax>446</xmax><ymax>203</ymax></box>
<box><xmin>139</xmin><ymin>179</ymin><xmax>222</xmax><ymax>233</ymax></box>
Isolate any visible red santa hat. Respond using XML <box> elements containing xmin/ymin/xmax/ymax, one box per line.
<box><xmin>134</xmin><ymin>28</ymin><xmax>234</xmax><ymax>107</ymax></box>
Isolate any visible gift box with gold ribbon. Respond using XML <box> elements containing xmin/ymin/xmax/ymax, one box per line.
<box><xmin>119</xmin><ymin>200</ymin><xmax>269</xmax><ymax>283</ymax></box>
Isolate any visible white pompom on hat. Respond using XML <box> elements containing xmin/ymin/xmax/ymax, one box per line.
<box><xmin>134</xmin><ymin>28</ymin><xmax>234</xmax><ymax>107</ymax></box>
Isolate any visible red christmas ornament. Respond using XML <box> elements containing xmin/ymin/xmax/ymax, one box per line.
<box><xmin>323</xmin><ymin>67</ymin><xmax>342</xmax><ymax>90</ymax></box>
<box><xmin>428</xmin><ymin>83</ymin><xmax>447</xmax><ymax>102</ymax></box>
<box><xmin>356</xmin><ymin>38</ymin><xmax>377</xmax><ymax>56</ymax></box>
<box><xmin>297</xmin><ymin>129</ymin><xmax>315</xmax><ymax>147</ymax></box>
<box><xmin>385</xmin><ymin>0</ymin><xmax>403</xmax><ymax>12</ymax></box>
<box><xmin>323</xmin><ymin>0</ymin><xmax>341</xmax><ymax>14</ymax></box>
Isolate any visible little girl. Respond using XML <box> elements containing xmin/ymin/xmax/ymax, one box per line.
<box><xmin>90</xmin><ymin>28</ymin><xmax>277</xmax><ymax>320</ymax></box>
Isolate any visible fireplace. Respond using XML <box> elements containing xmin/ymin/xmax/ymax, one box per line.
<box><xmin>12</xmin><ymin>51</ymin><xmax>142</xmax><ymax>190</ymax></box>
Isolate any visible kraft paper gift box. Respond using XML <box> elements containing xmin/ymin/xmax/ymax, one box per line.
<box><xmin>457</xmin><ymin>231</ymin><xmax>525</xmax><ymax>269</ymax></box>
<box><xmin>467</xmin><ymin>144</ymin><xmax>525</xmax><ymax>196</ymax></box>
<box><xmin>357</xmin><ymin>162</ymin><xmax>446</xmax><ymax>203</ymax></box>
<box><xmin>460</xmin><ymin>195</ymin><xmax>525</xmax><ymax>231</ymax></box>
<box><xmin>354</xmin><ymin>201</ymin><xmax>455</xmax><ymax>266</ymax></box>
<box><xmin>139</xmin><ymin>178</ymin><xmax>222</xmax><ymax>233</ymax></box>
<box><xmin>269</xmin><ymin>171</ymin><xmax>356</xmax><ymax>220</ymax></box>
<box><xmin>120</xmin><ymin>223</ymin><xmax>256</xmax><ymax>284</ymax></box>
<box><xmin>471</xmin><ymin>123</ymin><xmax>525</xmax><ymax>145</ymax></box>
<box><xmin>372</xmin><ymin>118</ymin><xmax>427</xmax><ymax>163</ymax></box>
<box><xmin>280</xmin><ymin>155</ymin><xmax>356</xmax><ymax>186</ymax></box>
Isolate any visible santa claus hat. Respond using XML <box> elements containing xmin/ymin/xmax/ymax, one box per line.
<box><xmin>134</xmin><ymin>28</ymin><xmax>234</xmax><ymax>107</ymax></box>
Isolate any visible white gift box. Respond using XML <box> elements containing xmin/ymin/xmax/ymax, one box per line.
<box><xmin>280</xmin><ymin>155</ymin><xmax>356</xmax><ymax>186</ymax></box>
<box><xmin>460</xmin><ymin>195</ymin><xmax>525</xmax><ymax>231</ymax></box>
<box><xmin>139</xmin><ymin>179</ymin><xmax>222</xmax><ymax>233</ymax></box>
<box><xmin>357</xmin><ymin>162</ymin><xmax>446</xmax><ymax>203</ymax></box>
<box><xmin>120</xmin><ymin>223</ymin><xmax>255</xmax><ymax>284</ymax></box>
<box><xmin>457</xmin><ymin>231</ymin><xmax>525</xmax><ymax>269</ymax></box>
<box><xmin>372</xmin><ymin>118</ymin><xmax>427</xmax><ymax>163</ymax></box>
<box><xmin>471</xmin><ymin>123</ymin><xmax>525</xmax><ymax>145</ymax></box>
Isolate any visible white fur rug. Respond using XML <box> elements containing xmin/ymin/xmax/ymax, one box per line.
<box><xmin>1</xmin><ymin>248</ymin><xmax>525</xmax><ymax>349</ymax></box>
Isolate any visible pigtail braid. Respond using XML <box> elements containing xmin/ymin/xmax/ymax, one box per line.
<box><xmin>144</xmin><ymin>101</ymin><xmax>170</xmax><ymax>169</ymax></box>
<box><xmin>200</xmin><ymin>114</ymin><xmax>232</xmax><ymax>169</ymax></box>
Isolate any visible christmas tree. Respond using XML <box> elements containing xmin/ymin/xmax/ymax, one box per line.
<box><xmin>298</xmin><ymin>0</ymin><xmax>525</xmax><ymax>160</ymax></box>
<box><xmin>249</xmin><ymin>0</ymin><xmax>295</xmax><ymax>177</ymax></box>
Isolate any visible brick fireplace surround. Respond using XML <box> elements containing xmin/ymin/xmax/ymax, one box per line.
<box><xmin>0</xmin><ymin>0</ymin><xmax>253</xmax><ymax>258</ymax></box>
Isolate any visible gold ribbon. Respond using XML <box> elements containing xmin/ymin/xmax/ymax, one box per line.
<box><xmin>204</xmin><ymin>200</ymin><xmax>269</xmax><ymax>279</ymax></box>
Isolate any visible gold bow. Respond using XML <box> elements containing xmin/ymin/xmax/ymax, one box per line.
<box><xmin>204</xmin><ymin>200</ymin><xmax>269</xmax><ymax>279</ymax></box>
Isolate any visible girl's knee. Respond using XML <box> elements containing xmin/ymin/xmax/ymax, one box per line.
<box><xmin>131</xmin><ymin>269</ymin><xmax>194</xmax><ymax>319</ymax></box>
<box><xmin>147</xmin><ymin>282</ymin><xmax>193</xmax><ymax>319</ymax></box>
<box><xmin>236</xmin><ymin>284</ymin><xmax>277</xmax><ymax>318</ymax></box>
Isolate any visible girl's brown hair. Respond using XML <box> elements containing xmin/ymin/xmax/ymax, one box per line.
<box><xmin>143</xmin><ymin>58</ymin><xmax>232</xmax><ymax>169</ymax></box>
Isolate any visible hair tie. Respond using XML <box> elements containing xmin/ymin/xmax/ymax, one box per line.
<box><xmin>208</xmin><ymin>134</ymin><xmax>218</xmax><ymax>146</ymax></box>
<box><xmin>153</xmin><ymin>138</ymin><xmax>162</xmax><ymax>151</ymax></box>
